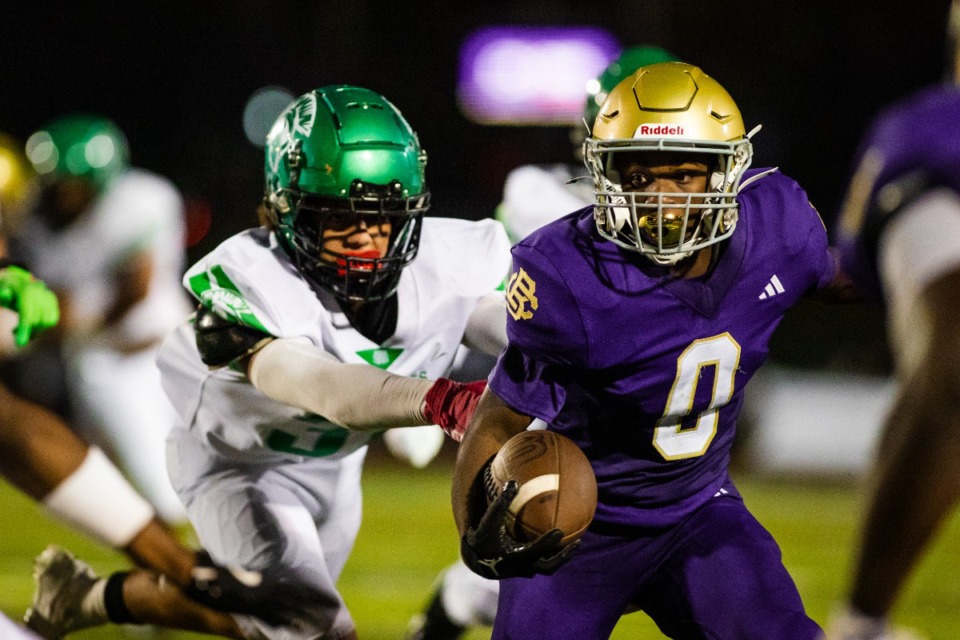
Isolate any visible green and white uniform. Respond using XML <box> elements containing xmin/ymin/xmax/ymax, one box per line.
<box><xmin>18</xmin><ymin>168</ymin><xmax>190</xmax><ymax>523</ymax></box>
<box><xmin>159</xmin><ymin>217</ymin><xmax>510</xmax><ymax>639</ymax></box>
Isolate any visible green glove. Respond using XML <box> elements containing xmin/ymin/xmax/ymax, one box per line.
<box><xmin>0</xmin><ymin>265</ymin><xmax>60</xmax><ymax>347</ymax></box>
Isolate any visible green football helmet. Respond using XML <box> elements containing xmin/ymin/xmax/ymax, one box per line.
<box><xmin>25</xmin><ymin>115</ymin><xmax>129</xmax><ymax>190</ymax></box>
<box><xmin>264</xmin><ymin>85</ymin><xmax>429</xmax><ymax>302</ymax></box>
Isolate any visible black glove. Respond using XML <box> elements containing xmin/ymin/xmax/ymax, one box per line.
<box><xmin>184</xmin><ymin>551</ymin><xmax>331</xmax><ymax>628</ymax></box>
<box><xmin>460</xmin><ymin>479</ymin><xmax>580</xmax><ymax>579</ymax></box>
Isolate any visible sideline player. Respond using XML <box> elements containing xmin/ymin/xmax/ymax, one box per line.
<box><xmin>407</xmin><ymin>44</ymin><xmax>680</xmax><ymax>640</ymax></box>
<box><xmin>453</xmin><ymin>62</ymin><xmax>855</xmax><ymax>639</ymax></box>
<box><xmin>13</xmin><ymin>115</ymin><xmax>191</xmax><ymax>524</ymax></box>
<box><xmin>825</xmin><ymin>2</ymin><xmax>960</xmax><ymax>638</ymax></box>
<box><xmin>0</xmin><ymin>134</ymin><xmax>316</xmax><ymax>639</ymax></box>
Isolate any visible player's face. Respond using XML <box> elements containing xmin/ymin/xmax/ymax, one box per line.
<box><xmin>319</xmin><ymin>212</ymin><xmax>392</xmax><ymax>265</ymax></box>
<box><xmin>614</xmin><ymin>152</ymin><xmax>711</xmax><ymax>249</ymax></box>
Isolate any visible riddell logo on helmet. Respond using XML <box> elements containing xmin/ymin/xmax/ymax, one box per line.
<box><xmin>635</xmin><ymin>124</ymin><xmax>685</xmax><ymax>136</ymax></box>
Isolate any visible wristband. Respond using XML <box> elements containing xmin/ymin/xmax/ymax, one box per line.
<box><xmin>43</xmin><ymin>447</ymin><xmax>156</xmax><ymax>547</ymax></box>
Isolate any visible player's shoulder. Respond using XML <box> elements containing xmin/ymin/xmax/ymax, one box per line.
<box><xmin>740</xmin><ymin>167</ymin><xmax>802</xmax><ymax>198</ymax></box>
<box><xmin>185</xmin><ymin>228</ymin><xmax>290</xmax><ymax>298</ymax></box>
<box><xmin>417</xmin><ymin>217</ymin><xmax>512</xmax><ymax>291</ymax></box>
<box><xmin>516</xmin><ymin>207</ymin><xmax>592</xmax><ymax>253</ymax></box>
<box><xmin>739</xmin><ymin>168</ymin><xmax>827</xmax><ymax>255</ymax></box>
<box><xmin>875</xmin><ymin>84</ymin><xmax>960</xmax><ymax>131</ymax></box>
<box><xmin>740</xmin><ymin>168</ymin><xmax>817</xmax><ymax>221</ymax></box>
<box><xmin>191</xmin><ymin>228</ymin><xmax>275</xmax><ymax>270</ymax></box>
<box><xmin>105</xmin><ymin>168</ymin><xmax>183</xmax><ymax>208</ymax></box>
<box><xmin>507</xmin><ymin>208</ymin><xmax>596</xmax><ymax>307</ymax></box>
<box><xmin>184</xmin><ymin>228</ymin><xmax>303</xmax><ymax>335</ymax></box>
<box><xmin>422</xmin><ymin>215</ymin><xmax>508</xmax><ymax>243</ymax></box>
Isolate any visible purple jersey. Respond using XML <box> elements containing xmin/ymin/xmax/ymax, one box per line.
<box><xmin>491</xmin><ymin>168</ymin><xmax>835</xmax><ymax>529</ymax></box>
<box><xmin>837</xmin><ymin>85</ymin><xmax>960</xmax><ymax>299</ymax></box>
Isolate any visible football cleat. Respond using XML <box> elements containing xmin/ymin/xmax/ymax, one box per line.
<box><xmin>24</xmin><ymin>546</ymin><xmax>107</xmax><ymax>639</ymax></box>
<box><xmin>822</xmin><ymin>606</ymin><xmax>928</xmax><ymax>640</ymax></box>
<box><xmin>405</xmin><ymin>582</ymin><xmax>465</xmax><ymax>640</ymax></box>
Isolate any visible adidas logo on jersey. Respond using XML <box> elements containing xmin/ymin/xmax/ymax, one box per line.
<box><xmin>758</xmin><ymin>275</ymin><xmax>785</xmax><ymax>300</ymax></box>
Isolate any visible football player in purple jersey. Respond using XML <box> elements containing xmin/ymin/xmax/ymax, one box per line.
<box><xmin>452</xmin><ymin>61</ymin><xmax>855</xmax><ymax>639</ymax></box>
<box><xmin>407</xmin><ymin>44</ymin><xmax>681</xmax><ymax>640</ymax></box>
<box><xmin>826</xmin><ymin>3</ymin><xmax>960</xmax><ymax>638</ymax></box>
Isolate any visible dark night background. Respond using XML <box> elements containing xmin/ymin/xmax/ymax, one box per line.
<box><xmin>1</xmin><ymin>0</ymin><xmax>952</xmax><ymax>369</ymax></box>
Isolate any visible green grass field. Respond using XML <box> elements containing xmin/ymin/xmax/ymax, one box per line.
<box><xmin>2</xmin><ymin>446</ymin><xmax>959</xmax><ymax>639</ymax></box>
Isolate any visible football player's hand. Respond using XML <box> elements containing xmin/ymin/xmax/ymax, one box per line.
<box><xmin>184</xmin><ymin>551</ymin><xmax>330</xmax><ymax>628</ymax></box>
<box><xmin>422</xmin><ymin>378</ymin><xmax>486</xmax><ymax>441</ymax></box>
<box><xmin>460</xmin><ymin>479</ymin><xmax>580</xmax><ymax>579</ymax></box>
<box><xmin>0</xmin><ymin>266</ymin><xmax>60</xmax><ymax>347</ymax></box>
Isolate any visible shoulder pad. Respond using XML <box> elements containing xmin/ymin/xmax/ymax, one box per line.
<box><xmin>195</xmin><ymin>305</ymin><xmax>272</xmax><ymax>368</ymax></box>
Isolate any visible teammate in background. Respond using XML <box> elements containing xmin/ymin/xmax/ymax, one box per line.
<box><xmin>452</xmin><ymin>62</ymin><xmax>856</xmax><ymax>639</ymax></box>
<box><xmin>825</xmin><ymin>2</ymin><xmax>960</xmax><ymax>638</ymax></box>
<box><xmin>12</xmin><ymin>115</ymin><xmax>191</xmax><ymax>524</ymax></box>
<box><xmin>0</xmin><ymin>259</ymin><xmax>57</xmax><ymax>640</ymax></box>
<box><xmin>407</xmin><ymin>44</ymin><xmax>680</xmax><ymax>640</ymax></box>
<box><xmin>0</xmin><ymin>134</ymin><xmax>310</xmax><ymax>638</ymax></box>
<box><xmin>86</xmin><ymin>85</ymin><xmax>507</xmax><ymax>640</ymax></box>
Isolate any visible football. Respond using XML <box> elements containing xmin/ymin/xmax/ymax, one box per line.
<box><xmin>485</xmin><ymin>430</ymin><xmax>597</xmax><ymax>545</ymax></box>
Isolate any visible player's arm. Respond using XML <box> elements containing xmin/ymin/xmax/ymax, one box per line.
<box><xmin>103</xmin><ymin>250</ymin><xmax>153</xmax><ymax>328</ymax></box>
<box><xmin>461</xmin><ymin>291</ymin><xmax>507</xmax><ymax>356</ymax></box>
<box><xmin>846</xmin><ymin>186</ymin><xmax>960</xmax><ymax>617</ymax></box>
<box><xmin>451</xmin><ymin>389</ymin><xmax>529</xmax><ymax>535</ymax></box>
<box><xmin>850</xmin><ymin>266</ymin><xmax>960</xmax><ymax>617</ymax></box>
<box><xmin>805</xmin><ymin>247</ymin><xmax>860</xmax><ymax>303</ymax></box>
<box><xmin>452</xmin><ymin>390</ymin><xmax>576</xmax><ymax>579</ymax></box>
<box><xmin>195</xmin><ymin>305</ymin><xmax>481</xmax><ymax>437</ymax></box>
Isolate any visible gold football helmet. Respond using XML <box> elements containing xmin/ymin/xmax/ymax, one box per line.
<box><xmin>0</xmin><ymin>133</ymin><xmax>35</xmax><ymax>232</ymax></box>
<box><xmin>584</xmin><ymin>62</ymin><xmax>754</xmax><ymax>265</ymax></box>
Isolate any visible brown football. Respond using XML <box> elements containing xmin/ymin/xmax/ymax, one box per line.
<box><xmin>486</xmin><ymin>430</ymin><xmax>597</xmax><ymax>545</ymax></box>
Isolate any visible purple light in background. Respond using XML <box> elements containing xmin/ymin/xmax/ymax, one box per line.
<box><xmin>458</xmin><ymin>26</ymin><xmax>619</xmax><ymax>126</ymax></box>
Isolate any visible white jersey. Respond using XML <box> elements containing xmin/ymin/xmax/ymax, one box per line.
<box><xmin>18</xmin><ymin>168</ymin><xmax>190</xmax><ymax>343</ymax></box>
<box><xmin>495</xmin><ymin>163</ymin><xmax>593</xmax><ymax>242</ymax></box>
<box><xmin>158</xmin><ymin>217</ymin><xmax>511</xmax><ymax>463</ymax></box>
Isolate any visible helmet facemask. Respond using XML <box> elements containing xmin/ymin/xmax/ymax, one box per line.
<box><xmin>263</xmin><ymin>86</ymin><xmax>430</xmax><ymax>303</ymax></box>
<box><xmin>585</xmin><ymin>62</ymin><xmax>755</xmax><ymax>266</ymax></box>
<box><xmin>269</xmin><ymin>179</ymin><xmax>429</xmax><ymax>302</ymax></box>
<box><xmin>587</xmin><ymin>138</ymin><xmax>752</xmax><ymax>265</ymax></box>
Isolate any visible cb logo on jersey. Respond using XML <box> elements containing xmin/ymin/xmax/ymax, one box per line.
<box><xmin>507</xmin><ymin>268</ymin><xmax>538</xmax><ymax>321</ymax></box>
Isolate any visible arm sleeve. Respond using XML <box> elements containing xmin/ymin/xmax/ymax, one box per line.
<box><xmin>462</xmin><ymin>291</ymin><xmax>507</xmax><ymax>356</ymax></box>
<box><xmin>247</xmin><ymin>337</ymin><xmax>436</xmax><ymax>431</ymax></box>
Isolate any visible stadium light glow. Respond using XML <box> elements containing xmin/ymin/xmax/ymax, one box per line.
<box><xmin>457</xmin><ymin>26</ymin><xmax>619</xmax><ymax>126</ymax></box>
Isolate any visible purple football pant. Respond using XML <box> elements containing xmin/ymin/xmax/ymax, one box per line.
<box><xmin>493</xmin><ymin>493</ymin><xmax>820</xmax><ymax>639</ymax></box>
